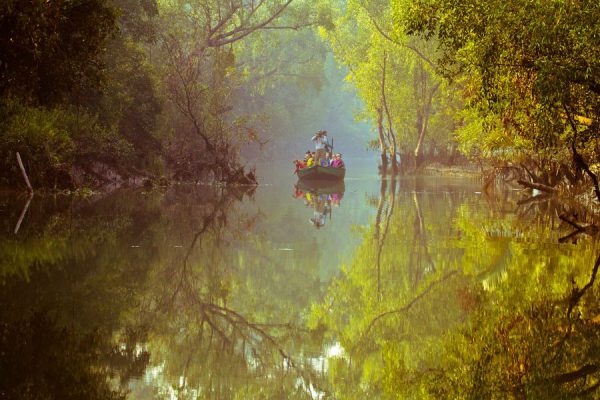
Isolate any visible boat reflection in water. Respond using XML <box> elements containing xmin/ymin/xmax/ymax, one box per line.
<box><xmin>293</xmin><ymin>180</ymin><xmax>345</xmax><ymax>229</ymax></box>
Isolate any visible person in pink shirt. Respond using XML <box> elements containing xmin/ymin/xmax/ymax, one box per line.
<box><xmin>331</xmin><ymin>153</ymin><xmax>345</xmax><ymax>168</ymax></box>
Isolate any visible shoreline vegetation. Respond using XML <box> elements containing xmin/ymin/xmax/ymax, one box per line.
<box><xmin>319</xmin><ymin>0</ymin><xmax>600</xmax><ymax>211</ymax></box>
<box><xmin>1</xmin><ymin>0</ymin><xmax>599</xmax><ymax>211</ymax></box>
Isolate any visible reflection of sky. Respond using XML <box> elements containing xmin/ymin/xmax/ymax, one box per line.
<box><xmin>250</xmin><ymin>158</ymin><xmax>486</xmax><ymax>280</ymax></box>
<box><xmin>249</xmin><ymin>158</ymin><xmax>382</xmax><ymax>280</ymax></box>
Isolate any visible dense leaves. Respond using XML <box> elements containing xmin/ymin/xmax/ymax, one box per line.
<box><xmin>0</xmin><ymin>0</ymin><xmax>340</xmax><ymax>189</ymax></box>
<box><xmin>402</xmin><ymin>0</ymin><xmax>600</xmax><ymax>187</ymax></box>
<box><xmin>0</xmin><ymin>0</ymin><xmax>117</xmax><ymax>105</ymax></box>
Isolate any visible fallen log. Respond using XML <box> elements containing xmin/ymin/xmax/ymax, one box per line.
<box><xmin>517</xmin><ymin>179</ymin><xmax>557</xmax><ymax>193</ymax></box>
<box><xmin>16</xmin><ymin>152</ymin><xmax>33</xmax><ymax>193</ymax></box>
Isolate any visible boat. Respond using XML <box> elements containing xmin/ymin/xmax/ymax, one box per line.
<box><xmin>296</xmin><ymin>165</ymin><xmax>345</xmax><ymax>181</ymax></box>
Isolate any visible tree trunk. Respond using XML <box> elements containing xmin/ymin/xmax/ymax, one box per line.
<box><xmin>390</xmin><ymin>147</ymin><xmax>399</xmax><ymax>175</ymax></box>
<box><xmin>381</xmin><ymin>52</ymin><xmax>399</xmax><ymax>175</ymax></box>
<box><xmin>375</xmin><ymin>178</ymin><xmax>387</xmax><ymax>299</ymax></box>
<box><xmin>565</xmin><ymin>105</ymin><xmax>600</xmax><ymax>202</ymax></box>
<box><xmin>377</xmin><ymin>108</ymin><xmax>389</xmax><ymax>175</ymax></box>
<box><xmin>413</xmin><ymin>62</ymin><xmax>440</xmax><ymax>170</ymax></box>
<box><xmin>414</xmin><ymin>87</ymin><xmax>438</xmax><ymax>169</ymax></box>
<box><xmin>517</xmin><ymin>179</ymin><xmax>557</xmax><ymax>193</ymax></box>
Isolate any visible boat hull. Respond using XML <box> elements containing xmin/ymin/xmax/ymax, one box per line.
<box><xmin>296</xmin><ymin>165</ymin><xmax>345</xmax><ymax>181</ymax></box>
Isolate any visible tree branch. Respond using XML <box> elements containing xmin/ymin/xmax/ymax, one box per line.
<box><xmin>360</xmin><ymin>3</ymin><xmax>438</xmax><ymax>72</ymax></box>
<box><xmin>564</xmin><ymin>104</ymin><xmax>600</xmax><ymax>202</ymax></box>
<box><xmin>207</xmin><ymin>0</ymin><xmax>294</xmax><ymax>48</ymax></box>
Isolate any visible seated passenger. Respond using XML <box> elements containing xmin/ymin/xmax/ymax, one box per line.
<box><xmin>294</xmin><ymin>159</ymin><xmax>307</xmax><ymax>169</ymax></box>
<box><xmin>326</xmin><ymin>152</ymin><xmax>333</xmax><ymax>166</ymax></box>
<box><xmin>293</xmin><ymin>159</ymin><xmax>305</xmax><ymax>176</ymax></box>
<box><xmin>332</xmin><ymin>153</ymin><xmax>345</xmax><ymax>168</ymax></box>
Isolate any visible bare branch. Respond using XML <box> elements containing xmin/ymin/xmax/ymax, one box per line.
<box><xmin>359</xmin><ymin>2</ymin><xmax>438</xmax><ymax>71</ymax></box>
<box><xmin>260</xmin><ymin>22</ymin><xmax>315</xmax><ymax>30</ymax></box>
<box><xmin>207</xmin><ymin>0</ymin><xmax>294</xmax><ymax>48</ymax></box>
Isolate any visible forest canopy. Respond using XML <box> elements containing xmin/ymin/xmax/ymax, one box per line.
<box><xmin>0</xmin><ymin>0</ymin><xmax>341</xmax><ymax>189</ymax></box>
<box><xmin>1</xmin><ymin>0</ymin><xmax>599</xmax><ymax>195</ymax></box>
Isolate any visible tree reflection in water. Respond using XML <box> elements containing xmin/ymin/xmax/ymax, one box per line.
<box><xmin>134</xmin><ymin>186</ymin><xmax>328</xmax><ymax>398</ymax></box>
<box><xmin>3</xmin><ymin>177</ymin><xmax>600</xmax><ymax>398</ymax></box>
<box><xmin>0</xmin><ymin>186</ymin><xmax>329</xmax><ymax>399</ymax></box>
<box><xmin>1</xmin><ymin>189</ymin><xmax>155</xmax><ymax>399</ymax></box>
<box><xmin>311</xmin><ymin>177</ymin><xmax>600</xmax><ymax>399</ymax></box>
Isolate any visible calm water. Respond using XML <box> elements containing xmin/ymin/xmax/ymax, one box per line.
<box><xmin>1</xmin><ymin>160</ymin><xmax>599</xmax><ymax>399</ymax></box>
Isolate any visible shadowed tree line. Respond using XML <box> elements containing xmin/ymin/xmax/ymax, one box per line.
<box><xmin>0</xmin><ymin>0</ymin><xmax>340</xmax><ymax>190</ymax></box>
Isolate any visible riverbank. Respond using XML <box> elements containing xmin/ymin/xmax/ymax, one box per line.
<box><xmin>3</xmin><ymin>160</ymin><xmax>259</xmax><ymax>195</ymax></box>
<box><xmin>422</xmin><ymin>163</ymin><xmax>481</xmax><ymax>179</ymax></box>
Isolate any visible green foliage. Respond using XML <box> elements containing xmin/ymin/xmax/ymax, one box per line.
<box><xmin>318</xmin><ymin>0</ymin><xmax>462</xmax><ymax>168</ymax></box>
<box><xmin>96</xmin><ymin>38</ymin><xmax>162</xmax><ymax>168</ymax></box>
<box><xmin>403</xmin><ymin>0</ymin><xmax>600</xmax><ymax>166</ymax></box>
<box><xmin>0</xmin><ymin>0</ymin><xmax>170</xmax><ymax>187</ymax></box>
<box><xmin>0</xmin><ymin>0</ymin><xmax>373</xmax><ymax>187</ymax></box>
<box><xmin>0</xmin><ymin>99</ymin><xmax>132</xmax><ymax>188</ymax></box>
<box><xmin>0</xmin><ymin>100</ymin><xmax>75</xmax><ymax>186</ymax></box>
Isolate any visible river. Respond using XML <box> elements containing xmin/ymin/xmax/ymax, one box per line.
<box><xmin>1</xmin><ymin>159</ymin><xmax>599</xmax><ymax>399</ymax></box>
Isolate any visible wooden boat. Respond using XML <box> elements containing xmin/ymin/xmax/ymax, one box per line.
<box><xmin>296</xmin><ymin>165</ymin><xmax>345</xmax><ymax>181</ymax></box>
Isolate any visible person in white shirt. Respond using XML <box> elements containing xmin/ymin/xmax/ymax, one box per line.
<box><xmin>311</xmin><ymin>130</ymin><xmax>331</xmax><ymax>166</ymax></box>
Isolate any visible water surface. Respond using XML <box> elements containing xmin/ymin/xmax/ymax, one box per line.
<box><xmin>1</xmin><ymin>161</ymin><xmax>599</xmax><ymax>399</ymax></box>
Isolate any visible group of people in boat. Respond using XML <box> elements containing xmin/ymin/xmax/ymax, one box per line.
<box><xmin>295</xmin><ymin>151</ymin><xmax>345</xmax><ymax>169</ymax></box>
<box><xmin>291</xmin><ymin>130</ymin><xmax>345</xmax><ymax>228</ymax></box>
<box><xmin>294</xmin><ymin>130</ymin><xmax>345</xmax><ymax>171</ymax></box>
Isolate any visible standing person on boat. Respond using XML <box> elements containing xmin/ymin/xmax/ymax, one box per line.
<box><xmin>311</xmin><ymin>130</ymin><xmax>331</xmax><ymax>166</ymax></box>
